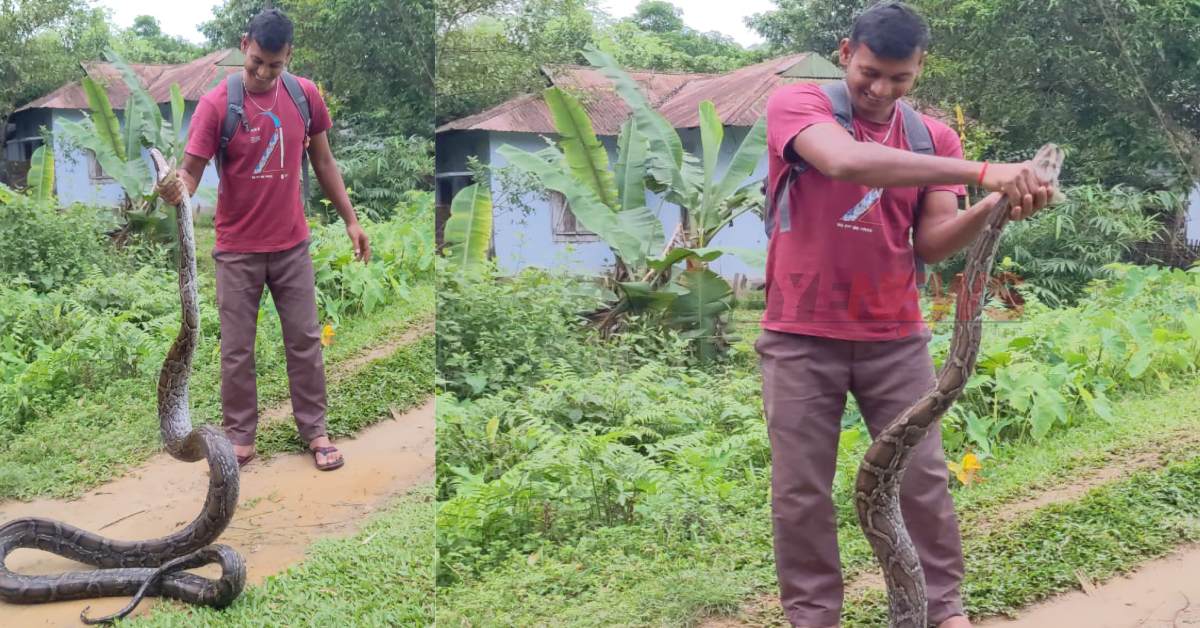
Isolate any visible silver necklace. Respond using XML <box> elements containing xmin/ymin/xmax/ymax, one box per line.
<box><xmin>245</xmin><ymin>77</ymin><xmax>281</xmax><ymax>114</ymax></box>
<box><xmin>856</xmin><ymin>103</ymin><xmax>900</xmax><ymax>145</ymax></box>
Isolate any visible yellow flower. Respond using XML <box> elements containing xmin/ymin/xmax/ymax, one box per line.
<box><xmin>321</xmin><ymin>324</ymin><xmax>335</xmax><ymax>347</ymax></box>
<box><xmin>947</xmin><ymin>452</ymin><xmax>983</xmax><ymax>486</ymax></box>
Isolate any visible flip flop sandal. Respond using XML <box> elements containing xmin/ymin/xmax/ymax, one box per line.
<box><xmin>237</xmin><ymin>452</ymin><xmax>256</xmax><ymax>468</ymax></box>
<box><xmin>311</xmin><ymin>446</ymin><xmax>344</xmax><ymax>471</ymax></box>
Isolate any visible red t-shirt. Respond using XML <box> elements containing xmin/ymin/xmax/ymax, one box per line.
<box><xmin>761</xmin><ymin>82</ymin><xmax>966</xmax><ymax>341</ymax></box>
<box><xmin>186</xmin><ymin>73</ymin><xmax>332</xmax><ymax>253</ymax></box>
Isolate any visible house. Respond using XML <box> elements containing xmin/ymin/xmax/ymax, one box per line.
<box><xmin>435</xmin><ymin>52</ymin><xmax>867</xmax><ymax>280</ymax></box>
<box><xmin>2</xmin><ymin>49</ymin><xmax>245</xmax><ymax>212</ymax></box>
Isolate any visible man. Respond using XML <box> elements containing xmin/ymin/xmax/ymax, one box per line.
<box><xmin>758</xmin><ymin>3</ymin><xmax>1056</xmax><ymax>627</ymax></box>
<box><xmin>159</xmin><ymin>8</ymin><xmax>369</xmax><ymax>472</ymax></box>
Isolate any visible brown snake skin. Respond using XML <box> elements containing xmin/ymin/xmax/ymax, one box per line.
<box><xmin>854</xmin><ymin>144</ymin><xmax>1065</xmax><ymax>628</ymax></box>
<box><xmin>0</xmin><ymin>149</ymin><xmax>246</xmax><ymax>624</ymax></box>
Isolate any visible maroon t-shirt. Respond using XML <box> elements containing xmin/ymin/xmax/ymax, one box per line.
<box><xmin>761</xmin><ymin>82</ymin><xmax>967</xmax><ymax>341</ymax></box>
<box><xmin>186</xmin><ymin>73</ymin><xmax>332</xmax><ymax>253</ymax></box>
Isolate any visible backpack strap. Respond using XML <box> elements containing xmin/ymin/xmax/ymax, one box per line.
<box><xmin>279</xmin><ymin>72</ymin><xmax>312</xmax><ymax>211</ymax></box>
<box><xmin>898</xmin><ymin>99</ymin><xmax>935</xmax><ymax>286</ymax></box>
<box><xmin>218</xmin><ymin>72</ymin><xmax>246</xmax><ymax>174</ymax></box>
<box><xmin>763</xmin><ymin>81</ymin><xmax>854</xmax><ymax>237</ymax></box>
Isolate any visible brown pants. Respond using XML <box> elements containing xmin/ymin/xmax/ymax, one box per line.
<box><xmin>213</xmin><ymin>240</ymin><xmax>328</xmax><ymax>447</ymax></box>
<box><xmin>756</xmin><ymin>328</ymin><xmax>965</xmax><ymax>627</ymax></box>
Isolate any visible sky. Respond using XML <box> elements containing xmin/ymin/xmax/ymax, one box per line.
<box><xmin>597</xmin><ymin>0</ymin><xmax>776</xmax><ymax>47</ymax></box>
<box><xmin>93</xmin><ymin>0</ymin><xmax>221</xmax><ymax>44</ymax></box>
<box><xmin>94</xmin><ymin>0</ymin><xmax>775</xmax><ymax>49</ymax></box>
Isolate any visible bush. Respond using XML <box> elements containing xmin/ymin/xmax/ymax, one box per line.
<box><xmin>930</xmin><ymin>184</ymin><xmax>1169</xmax><ymax>306</ymax></box>
<box><xmin>310</xmin><ymin>191</ymin><xmax>435</xmax><ymax>325</ymax></box>
<box><xmin>314</xmin><ymin>133</ymin><xmax>433</xmax><ymax>223</ymax></box>
<box><xmin>0</xmin><ymin>198</ymin><xmax>113</xmax><ymax>291</ymax></box>
<box><xmin>436</xmin><ymin>264</ymin><xmax>603</xmax><ymax>398</ymax></box>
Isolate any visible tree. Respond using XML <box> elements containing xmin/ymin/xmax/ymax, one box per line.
<box><xmin>113</xmin><ymin>15</ymin><xmax>207</xmax><ymax>64</ymax></box>
<box><xmin>631</xmin><ymin>0</ymin><xmax>682</xmax><ymax>33</ymax></box>
<box><xmin>0</xmin><ymin>1</ymin><xmax>109</xmax><ymax>146</ymax></box>
<box><xmin>202</xmin><ymin>0</ymin><xmax>434</xmax><ymax>138</ymax></box>
<box><xmin>748</xmin><ymin>0</ymin><xmax>1200</xmax><ymax>190</ymax></box>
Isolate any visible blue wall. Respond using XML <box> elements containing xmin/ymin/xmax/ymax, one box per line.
<box><xmin>42</xmin><ymin>102</ymin><xmax>221</xmax><ymax>213</ymax></box>
<box><xmin>473</xmin><ymin>128</ymin><xmax>769</xmax><ymax>280</ymax></box>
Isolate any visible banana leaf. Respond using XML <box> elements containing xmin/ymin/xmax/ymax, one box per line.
<box><xmin>26</xmin><ymin>145</ymin><xmax>55</xmax><ymax>203</ymax></box>
<box><xmin>83</xmin><ymin>77</ymin><xmax>125</xmax><ymax>160</ymax></box>
<box><xmin>106</xmin><ymin>49</ymin><xmax>163</xmax><ymax>151</ymax></box>
<box><xmin>646</xmin><ymin>246</ymin><xmax>725</xmax><ymax>272</ymax></box>
<box><xmin>544</xmin><ymin>87</ymin><xmax>618</xmax><ymax>210</ymax></box>
<box><xmin>668</xmin><ymin>268</ymin><xmax>734</xmax><ymax>360</ymax></box>
<box><xmin>170</xmin><ymin>83</ymin><xmax>185</xmax><ymax>158</ymax></box>
<box><xmin>498</xmin><ymin>145</ymin><xmax>663</xmax><ymax>270</ymax></box>
<box><xmin>697</xmin><ymin>101</ymin><xmax>723</xmax><ymax>239</ymax></box>
<box><xmin>57</xmin><ymin>117</ymin><xmax>149</xmax><ymax>201</ymax></box>
<box><xmin>582</xmin><ymin>46</ymin><xmax>687</xmax><ymax>194</ymax></box>
<box><xmin>443</xmin><ymin>183</ymin><xmax>493</xmax><ymax>275</ymax></box>
<box><xmin>614</xmin><ymin>119</ymin><xmax>648</xmax><ymax>211</ymax></box>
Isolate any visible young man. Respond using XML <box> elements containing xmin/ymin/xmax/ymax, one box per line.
<box><xmin>158</xmin><ymin>8</ymin><xmax>370</xmax><ymax>472</ymax></box>
<box><xmin>758</xmin><ymin>3</ymin><xmax>1055</xmax><ymax>627</ymax></box>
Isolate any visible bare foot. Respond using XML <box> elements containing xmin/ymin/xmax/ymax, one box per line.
<box><xmin>308</xmin><ymin>435</ymin><xmax>344</xmax><ymax>470</ymax></box>
<box><xmin>938</xmin><ymin>616</ymin><xmax>973</xmax><ymax>628</ymax></box>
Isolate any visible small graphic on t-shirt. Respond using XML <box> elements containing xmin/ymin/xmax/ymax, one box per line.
<box><xmin>837</xmin><ymin>188</ymin><xmax>882</xmax><ymax>233</ymax></box>
<box><xmin>250</xmin><ymin>111</ymin><xmax>284</xmax><ymax>176</ymax></box>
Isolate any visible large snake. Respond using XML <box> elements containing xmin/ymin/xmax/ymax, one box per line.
<box><xmin>0</xmin><ymin>148</ymin><xmax>246</xmax><ymax>624</ymax></box>
<box><xmin>854</xmin><ymin>144</ymin><xmax>1065</xmax><ymax>627</ymax></box>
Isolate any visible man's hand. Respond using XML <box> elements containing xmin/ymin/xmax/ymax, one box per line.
<box><xmin>156</xmin><ymin>169</ymin><xmax>187</xmax><ymax>206</ymax></box>
<box><xmin>979</xmin><ymin>161</ymin><xmax>1056</xmax><ymax>221</ymax></box>
<box><xmin>346</xmin><ymin>222</ymin><xmax>370</xmax><ymax>262</ymax></box>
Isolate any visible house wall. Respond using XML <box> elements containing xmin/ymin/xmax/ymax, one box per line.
<box><xmin>479</xmin><ymin>127</ymin><xmax>768</xmax><ymax>280</ymax></box>
<box><xmin>43</xmin><ymin>103</ymin><xmax>221</xmax><ymax>212</ymax></box>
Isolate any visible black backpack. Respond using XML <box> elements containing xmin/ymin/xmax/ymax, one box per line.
<box><xmin>217</xmin><ymin>71</ymin><xmax>313</xmax><ymax>210</ymax></box>
<box><xmin>764</xmin><ymin>80</ymin><xmax>936</xmax><ymax>284</ymax></box>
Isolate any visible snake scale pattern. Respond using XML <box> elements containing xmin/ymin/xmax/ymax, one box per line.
<box><xmin>0</xmin><ymin>149</ymin><xmax>246</xmax><ymax>624</ymax></box>
<box><xmin>854</xmin><ymin>144</ymin><xmax>1065</xmax><ymax>628</ymax></box>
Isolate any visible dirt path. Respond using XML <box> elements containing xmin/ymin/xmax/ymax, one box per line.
<box><xmin>0</xmin><ymin>398</ymin><xmax>434</xmax><ymax>627</ymax></box>
<box><xmin>978</xmin><ymin>544</ymin><xmax>1200</xmax><ymax>628</ymax></box>
<box><xmin>699</xmin><ymin>432</ymin><xmax>1200</xmax><ymax>628</ymax></box>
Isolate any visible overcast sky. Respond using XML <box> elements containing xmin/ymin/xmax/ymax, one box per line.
<box><xmin>93</xmin><ymin>0</ymin><xmax>221</xmax><ymax>44</ymax></box>
<box><xmin>597</xmin><ymin>0</ymin><xmax>775</xmax><ymax>47</ymax></box>
<box><xmin>94</xmin><ymin>0</ymin><xmax>775</xmax><ymax>48</ymax></box>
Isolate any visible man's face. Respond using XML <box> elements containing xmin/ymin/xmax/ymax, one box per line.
<box><xmin>838</xmin><ymin>39</ymin><xmax>924</xmax><ymax>121</ymax></box>
<box><xmin>240</xmin><ymin>36</ymin><xmax>292</xmax><ymax>92</ymax></box>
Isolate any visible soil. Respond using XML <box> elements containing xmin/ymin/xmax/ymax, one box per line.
<box><xmin>0</xmin><ymin>399</ymin><xmax>434</xmax><ymax>627</ymax></box>
<box><xmin>977</xmin><ymin>544</ymin><xmax>1200</xmax><ymax>628</ymax></box>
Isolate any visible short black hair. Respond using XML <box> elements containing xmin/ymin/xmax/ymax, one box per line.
<box><xmin>246</xmin><ymin>8</ymin><xmax>293</xmax><ymax>53</ymax></box>
<box><xmin>850</xmin><ymin>2</ymin><xmax>930</xmax><ymax>60</ymax></box>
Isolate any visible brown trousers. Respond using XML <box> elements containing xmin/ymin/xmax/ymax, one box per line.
<box><xmin>213</xmin><ymin>240</ymin><xmax>328</xmax><ymax>447</ymax></box>
<box><xmin>756</xmin><ymin>328</ymin><xmax>965</xmax><ymax>627</ymax></box>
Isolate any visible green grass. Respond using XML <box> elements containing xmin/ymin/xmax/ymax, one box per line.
<box><xmin>436</xmin><ymin>372</ymin><xmax>1200</xmax><ymax>627</ymax></box>
<box><xmin>0</xmin><ymin>282</ymin><xmax>433</xmax><ymax>501</ymax></box>
<box><xmin>126</xmin><ymin>486</ymin><xmax>434</xmax><ymax>627</ymax></box>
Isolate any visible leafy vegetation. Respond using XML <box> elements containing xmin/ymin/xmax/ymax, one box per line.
<box><xmin>435</xmin><ymin>259</ymin><xmax>1200</xmax><ymax>623</ymax></box>
<box><xmin>128</xmin><ymin>487</ymin><xmax>435</xmax><ymax>627</ymax></box>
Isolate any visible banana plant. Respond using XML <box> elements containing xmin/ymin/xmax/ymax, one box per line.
<box><xmin>55</xmin><ymin>49</ymin><xmax>186</xmax><ymax>235</ymax></box>
<box><xmin>497</xmin><ymin>87</ymin><xmax>663</xmax><ymax>275</ymax></box>
<box><xmin>496</xmin><ymin>50</ymin><xmax>768</xmax><ymax>359</ymax></box>
<box><xmin>26</xmin><ymin>145</ymin><xmax>55</xmax><ymax>203</ymax></box>
<box><xmin>443</xmin><ymin>183</ymin><xmax>493</xmax><ymax>275</ymax></box>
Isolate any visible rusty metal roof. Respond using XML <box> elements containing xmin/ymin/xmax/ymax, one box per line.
<box><xmin>16</xmin><ymin>49</ymin><xmax>243</xmax><ymax>112</ymax></box>
<box><xmin>436</xmin><ymin>52</ymin><xmax>857</xmax><ymax>135</ymax></box>
<box><xmin>437</xmin><ymin>64</ymin><xmax>714</xmax><ymax>135</ymax></box>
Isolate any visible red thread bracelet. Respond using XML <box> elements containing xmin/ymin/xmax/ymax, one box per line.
<box><xmin>977</xmin><ymin>161</ymin><xmax>989</xmax><ymax>187</ymax></box>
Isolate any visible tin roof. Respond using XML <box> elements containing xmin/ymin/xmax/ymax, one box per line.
<box><xmin>436</xmin><ymin>52</ymin><xmax>855</xmax><ymax>135</ymax></box>
<box><xmin>16</xmin><ymin>49</ymin><xmax>244</xmax><ymax>112</ymax></box>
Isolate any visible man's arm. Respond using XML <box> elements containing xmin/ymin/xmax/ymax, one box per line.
<box><xmin>914</xmin><ymin>174</ymin><xmax>1055</xmax><ymax>264</ymax></box>
<box><xmin>791</xmin><ymin>123</ymin><xmax>1049</xmax><ymax>214</ymax></box>
<box><xmin>307</xmin><ymin>130</ymin><xmax>370</xmax><ymax>262</ymax></box>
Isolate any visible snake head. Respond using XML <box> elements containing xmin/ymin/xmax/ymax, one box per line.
<box><xmin>1032</xmin><ymin>143</ymin><xmax>1068</xmax><ymax>205</ymax></box>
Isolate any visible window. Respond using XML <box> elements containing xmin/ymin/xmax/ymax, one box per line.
<box><xmin>549</xmin><ymin>190</ymin><xmax>599</xmax><ymax>242</ymax></box>
<box><xmin>87</xmin><ymin>150</ymin><xmax>113</xmax><ymax>181</ymax></box>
